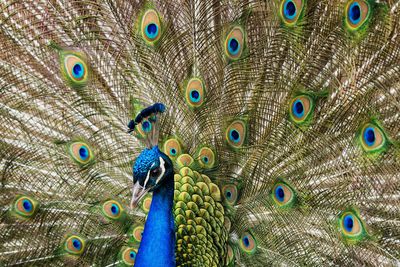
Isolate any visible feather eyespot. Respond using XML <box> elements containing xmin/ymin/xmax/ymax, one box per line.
<box><xmin>135</xmin><ymin>118</ymin><xmax>155</xmax><ymax>138</ymax></box>
<box><xmin>225</xmin><ymin>120</ymin><xmax>247</xmax><ymax>148</ymax></box>
<box><xmin>342</xmin><ymin>214</ymin><xmax>360</xmax><ymax>235</ymax></box>
<box><xmin>185</xmin><ymin>78</ymin><xmax>205</xmax><ymax>108</ymax></box>
<box><xmin>141</xmin><ymin>119</ymin><xmax>152</xmax><ymax>133</ymax></box>
<box><xmin>64</xmin><ymin>235</ymin><xmax>85</xmax><ymax>255</ymax></box>
<box><xmin>271</xmin><ymin>181</ymin><xmax>297</xmax><ymax>208</ymax></box>
<box><xmin>141</xmin><ymin>9</ymin><xmax>161</xmax><ymax>44</ymax></box>
<box><xmin>102</xmin><ymin>200</ymin><xmax>123</xmax><ymax>220</ymax></box>
<box><xmin>61</xmin><ymin>52</ymin><xmax>89</xmax><ymax>88</ymax></box>
<box><xmin>131</xmin><ymin>225</ymin><xmax>144</xmax><ymax>243</ymax></box>
<box><xmin>359</xmin><ymin>122</ymin><xmax>388</xmax><ymax>154</ymax></box>
<box><xmin>177</xmin><ymin>154</ymin><xmax>195</xmax><ymax>168</ymax></box>
<box><xmin>170</xmin><ymin>148</ymin><xmax>177</xmax><ymax>156</ymax></box>
<box><xmin>13</xmin><ymin>196</ymin><xmax>38</xmax><ymax>218</ymax></box>
<box><xmin>163</xmin><ymin>138</ymin><xmax>182</xmax><ymax>159</ymax></box>
<box><xmin>339</xmin><ymin>210</ymin><xmax>367</xmax><ymax>243</ymax></box>
<box><xmin>228</xmin><ymin>38</ymin><xmax>240</xmax><ymax>56</ymax></box>
<box><xmin>68</xmin><ymin>142</ymin><xmax>94</xmax><ymax>165</ymax></box>
<box><xmin>222</xmin><ymin>184</ymin><xmax>238</xmax><ymax>206</ymax></box>
<box><xmin>224</xmin><ymin>26</ymin><xmax>245</xmax><ymax>60</ymax></box>
<box><xmin>345</xmin><ymin>0</ymin><xmax>371</xmax><ymax>31</ymax></box>
<box><xmin>289</xmin><ymin>95</ymin><xmax>314</xmax><ymax>125</ymax></box>
<box><xmin>141</xmin><ymin>194</ymin><xmax>152</xmax><ymax>213</ymax></box>
<box><xmin>239</xmin><ymin>232</ymin><xmax>257</xmax><ymax>254</ymax></box>
<box><xmin>280</xmin><ymin>0</ymin><xmax>304</xmax><ymax>26</ymax></box>
<box><xmin>197</xmin><ymin>147</ymin><xmax>215</xmax><ymax>169</ymax></box>
<box><xmin>121</xmin><ymin>247</ymin><xmax>137</xmax><ymax>265</ymax></box>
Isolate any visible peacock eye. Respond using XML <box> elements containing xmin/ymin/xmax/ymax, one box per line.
<box><xmin>271</xmin><ymin>180</ymin><xmax>297</xmax><ymax>208</ymax></box>
<box><xmin>61</xmin><ymin>52</ymin><xmax>89</xmax><ymax>88</ymax></box>
<box><xmin>64</xmin><ymin>235</ymin><xmax>86</xmax><ymax>255</ymax></box>
<box><xmin>222</xmin><ymin>184</ymin><xmax>238</xmax><ymax>206</ymax></box>
<box><xmin>135</xmin><ymin>118</ymin><xmax>155</xmax><ymax>138</ymax></box>
<box><xmin>197</xmin><ymin>147</ymin><xmax>215</xmax><ymax>169</ymax></box>
<box><xmin>280</xmin><ymin>0</ymin><xmax>305</xmax><ymax>26</ymax></box>
<box><xmin>68</xmin><ymin>142</ymin><xmax>94</xmax><ymax>165</ymax></box>
<box><xmin>185</xmin><ymin>78</ymin><xmax>205</xmax><ymax>108</ymax></box>
<box><xmin>289</xmin><ymin>94</ymin><xmax>315</xmax><ymax>126</ymax></box>
<box><xmin>121</xmin><ymin>247</ymin><xmax>137</xmax><ymax>265</ymax></box>
<box><xmin>239</xmin><ymin>231</ymin><xmax>257</xmax><ymax>254</ymax></box>
<box><xmin>141</xmin><ymin>9</ymin><xmax>162</xmax><ymax>44</ymax></box>
<box><xmin>345</xmin><ymin>0</ymin><xmax>371</xmax><ymax>31</ymax></box>
<box><xmin>141</xmin><ymin>119</ymin><xmax>152</xmax><ymax>133</ymax></box>
<box><xmin>13</xmin><ymin>196</ymin><xmax>39</xmax><ymax>218</ymax></box>
<box><xmin>225</xmin><ymin>120</ymin><xmax>247</xmax><ymax>148</ymax></box>
<box><xmin>359</xmin><ymin>123</ymin><xmax>388</xmax><ymax>154</ymax></box>
<box><xmin>163</xmin><ymin>138</ymin><xmax>182</xmax><ymax>159</ymax></box>
<box><xmin>140</xmin><ymin>194</ymin><xmax>152</xmax><ymax>213</ymax></box>
<box><xmin>130</xmin><ymin>224</ymin><xmax>144</xmax><ymax>243</ymax></box>
<box><xmin>339</xmin><ymin>210</ymin><xmax>367</xmax><ymax>243</ymax></box>
<box><xmin>224</xmin><ymin>26</ymin><xmax>245</xmax><ymax>60</ymax></box>
<box><xmin>102</xmin><ymin>200</ymin><xmax>123</xmax><ymax>220</ymax></box>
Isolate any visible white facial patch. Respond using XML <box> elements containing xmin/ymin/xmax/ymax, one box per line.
<box><xmin>143</xmin><ymin>162</ymin><xmax>155</xmax><ymax>188</ymax></box>
<box><xmin>155</xmin><ymin>157</ymin><xmax>166</xmax><ymax>185</ymax></box>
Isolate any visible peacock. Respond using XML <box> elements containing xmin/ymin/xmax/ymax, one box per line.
<box><xmin>1</xmin><ymin>0</ymin><xmax>400</xmax><ymax>266</ymax></box>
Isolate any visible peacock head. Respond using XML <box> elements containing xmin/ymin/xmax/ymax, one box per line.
<box><xmin>131</xmin><ymin>146</ymin><xmax>173</xmax><ymax>208</ymax></box>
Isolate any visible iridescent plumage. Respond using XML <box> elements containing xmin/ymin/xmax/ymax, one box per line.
<box><xmin>0</xmin><ymin>0</ymin><xmax>399</xmax><ymax>266</ymax></box>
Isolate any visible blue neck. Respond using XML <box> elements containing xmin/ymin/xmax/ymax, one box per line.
<box><xmin>135</xmin><ymin>175</ymin><xmax>175</xmax><ymax>267</ymax></box>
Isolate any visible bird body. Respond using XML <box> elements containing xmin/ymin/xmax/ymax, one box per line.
<box><xmin>1</xmin><ymin>0</ymin><xmax>400</xmax><ymax>266</ymax></box>
<box><xmin>135</xmin><ymin>173</ymin><xmax>175</xmax><ymax>267</ymax></box>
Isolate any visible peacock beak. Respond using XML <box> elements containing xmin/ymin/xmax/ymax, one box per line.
<box><xmin>130</xmin><ymin>181</ymin><xmax>150</xmax><ymax>209</ymax></box>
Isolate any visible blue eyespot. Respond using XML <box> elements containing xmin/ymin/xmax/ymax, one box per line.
<box><xmin>102</xmin><ymin>200</ymin><xmax>123</xmax><ymax>219</ymax></box>
<box><xmin>170</xmin><ymin>148</ymin><xmax>177</xmax><ymax>156</ymax></box>
<box><xmin>292</xmin><ymin>99</ymin><xmax>304</xmax><ymax>118</ymax></box>
<box><xmin>343</xmin><ymin>214</ymin><xmax>354</xmax><ymax>232</ymax></box>
<box><xmin>79</xmin><ymin>146</ymin><xmax>89</xmax><ymax>161</ymax></box>
<box><xmin>363</xmin><ymin>127</ymin><xmax>375</xmax><ymax>147</ymax></box>
<box><xmin>243</xmin><ymin>236</ymin><xmax>250</xmax><ymax>247</ymax></box>
<box><xmin>229</xmin><ymin>129</ymin><xmax>241</xmax><ymax>143</ymax></box>
<box><xmin>141</xmin><ymin>120</ymin><xmax>152</xmax><ymax>133</ymax></box>
<box><xmin>190</xmin><ymin>89</ymin><xmax>201</xmax><ymax>103</ymax></box>
<box><xmin>72</xmin><ymin>238</ymin><xmax>82</xmax><ymax>250</ymax></box>
<box><xmin>239</xmin><ymin>232</ymin><xmax>257</xmax><ymax>254</ymax></box>
<box><xmin>111</xmin><ymin>204</ymin><xmax>119</xmax><ymax>215</ymax></box>
<box><xmin>122</xmin><ymin>247</ymin><xmax>137</xmax><ymax>264</ymax></box>
<box><xmin>72</xmin><ymin>63</ymin><xmax>84</xmax><ymax>79</ymax></box>
<box><xmin>228</xmin><ymin>38</ymin><xmax>240</xmax><ymax>55</ymax></box>
<box><xmin>69</xmin><ymin>142</ymin><xmax>93</xmax><ymax>165</ymax></box>
<box><xmin>222</xmin><ymin>185</ymin><xmax>238</xmax><ymax>205</ymax></box>
<box><xmin>22</xmin><ymin>199</ymin><xmax>33</xmax><ymax>212</ymax></box>
<box><xmin>145</xmin><ymin>23</ymin><xmax>159</xmax><ymax>39</ymax></box>
<box><xmin>275</xmin><ymin>186</ymin><xmax>285</xmax><ymax>202</ymax></box>
<box><xmin>202</xmin><ymin>156</ymin><xmax>209</xmax><ymax>163</ymax></box>
<box><xmin>284</xmin><ymin>0</ymin><xmax>297</xmax><ymax>20</ymax></box>
<box><xmin>348</xmin><ymin>2</ymin><xmax>361</xmax><ymax>24</ymax></box>
<box><xmin>65</xmin><ymin>235</ymin><xmax>86</xmax><ymax>255</ymax></box>
<box><xmin>225</xmin><ymin>27</ymin><xmax>245</xmax><ymax>60</ymax></box>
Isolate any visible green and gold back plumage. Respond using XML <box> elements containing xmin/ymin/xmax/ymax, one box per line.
<box><xmin>1</xmin><ymin>0</ymin><xmax>400</xmax><ymax>266</ymax></box>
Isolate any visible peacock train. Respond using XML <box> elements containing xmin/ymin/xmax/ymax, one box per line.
<box><xmin>0</xmin><ymin>0</ymin><xmax>399</xmax><ymax>266</ymax></box>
